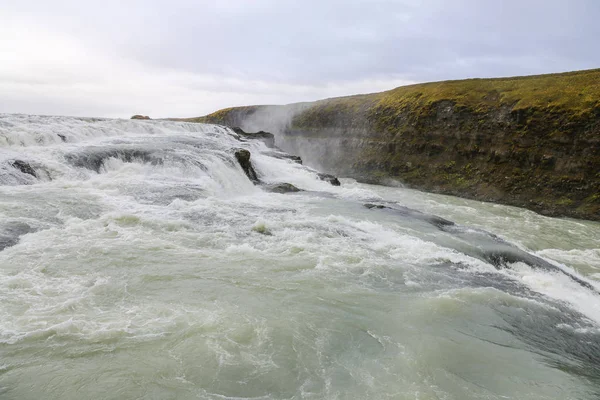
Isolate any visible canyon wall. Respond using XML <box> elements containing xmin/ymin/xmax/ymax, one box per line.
<box><xmin>184</xmin><ymin>69</ymin><xmax>600</xmax><ymax>220</ymax></box>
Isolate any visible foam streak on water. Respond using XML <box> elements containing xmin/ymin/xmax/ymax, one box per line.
<box><xmin>1</xmin><ymin>114</ymin><xmax>600</xmax><ymax>399</ymax></box>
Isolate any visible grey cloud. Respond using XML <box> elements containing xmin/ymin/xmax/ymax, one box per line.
<box><xmin>106</xmin><ymin>0</ymin><xmax>600</xmax><ymax>81</ymax></box>
<box><xmin>0</xmin><ymin>0</ymin><xmax>598</xmax><ymax>117</ymax></box>
<box><xmin>6</xmin><ymin>0</ymin><xmax>600</xmax><ymax>82</ymax></box>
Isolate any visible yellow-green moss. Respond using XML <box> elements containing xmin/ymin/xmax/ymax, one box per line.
<box><xmin>183</xmin><ymin>69</ymin><xmax>600</xmax><ymax>132</ymax></box>
<box><xmin>556</xmin><ymin>197</ymin><xmax>575</xmax><ymax>206</ymax></box>
<box><xmin>376</xmin><ymin>69</ymin><xmax>600</xmax><ymax>114</ymax></box>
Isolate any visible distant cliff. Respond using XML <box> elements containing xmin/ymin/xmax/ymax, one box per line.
<box><xmin>183</xmin><ymin>69</ymin><xmax>600</xmax><ymax>221</ymax></box>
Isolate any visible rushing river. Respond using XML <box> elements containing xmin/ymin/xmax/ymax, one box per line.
<box><xmin>1</xmin><ymin>114</ymin><xmax>599</xmax><ymax>399</ymax></box>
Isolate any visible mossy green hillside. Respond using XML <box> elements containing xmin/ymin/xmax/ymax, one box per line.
<box><xmin>186</xmin><ymin>69</ymin><xmax>600</xmax><ymax>220</ymax></box>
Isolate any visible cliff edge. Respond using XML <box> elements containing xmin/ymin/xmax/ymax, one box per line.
<box><xmin>183</xmin><ymin>69</ymin><xmax>600</xmax><ymax>220</ymax></box>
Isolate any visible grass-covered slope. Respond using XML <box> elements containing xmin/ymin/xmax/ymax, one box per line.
<box><xmin>186</xmin><ymin>69</ymin><xmax>600</xmax><ymax>220</ymax></box>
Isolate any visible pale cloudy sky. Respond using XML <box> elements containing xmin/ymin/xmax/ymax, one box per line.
<box><xmin>0</xmin><ymin>0</ymin><xmax>598</xmax><ymax>118</ymax></box>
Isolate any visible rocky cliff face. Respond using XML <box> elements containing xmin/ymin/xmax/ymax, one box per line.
<box><xmin>186</xmin><ymin>69</ymin><xmax>600</xmax><ymax>221</ymax></box>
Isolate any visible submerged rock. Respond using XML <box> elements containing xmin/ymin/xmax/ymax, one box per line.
<box><xmin>364</xmin><ymin>204</ymin><xmax>386</xmax><ymax>209</ymax></box>
<box><xmin>131</xmin><ymin>115</ymin><xmax>151</xmax><ymax>120</ymax></box>
<box><xmin>234</xmin><ymin>149</ymin><xmax>259</xmax><ymax>183</ymax></box>
<box><xmin>11</xmin><ymin>160</ymin><xmax>37</xmax><ymax>178</ymax></box>
<box><xmin>0</xmin><ymin>222</ymin><xmax>35</xmax><ymax>251</ymax></box>
<box><xmin>252</xmin><ymin>222</ymin><xmax>272</xmax><ymax>236</ymax></box>
<box><xmin>263</xmin><ymin>182</ymin><xmax>302</xmax><ymax>194</ymax></box>
<box><xmin>364</xmin><ymin>203</ymin><xmax>455</xmax><ymax>229</ymax></box>
<box><xmin>364</xmin><ymin>202</ymin><xmax>598</xmax><ymax>293</ymax></box>
<box><xmin>65</xmin><ymin>148</ymin><xmax>163</xmax><ymax>173</ymax></box>
<box><xmin>317</xmin><ymin>173</ymin><xmax>341</xmax><ymax>186</ymax></box>
<box><xmin>232</xmin><ymin>127</ymin><xmax>275</xmax><ymax>148</ymax></box>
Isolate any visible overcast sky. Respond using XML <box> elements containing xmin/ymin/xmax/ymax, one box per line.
<box><xmin>1</xmin><ymin>0</ymin><xmax>598</xmax><ymax>118</ymax></box>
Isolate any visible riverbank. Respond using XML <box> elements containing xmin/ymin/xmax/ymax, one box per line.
<box><xmin>183</xmin><ymin>69</ymin><xmax>600</xmax><ymax>221</ymax></box>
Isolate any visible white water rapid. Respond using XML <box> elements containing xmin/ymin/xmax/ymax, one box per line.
<box><xmin>1</xmin><ymin>114</ymin><xmax>599</xmax><ymax>399</ymax></box>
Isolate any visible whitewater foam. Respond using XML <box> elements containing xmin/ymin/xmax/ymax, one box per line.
<box><xmin>1</xmin><ymin>114</ymin><xmax>599</xmax><ymax>399</ymax></box>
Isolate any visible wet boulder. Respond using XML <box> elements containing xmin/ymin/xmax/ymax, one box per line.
<box><xmin>364</xmin><ymin>203</ymin><xmax>455</xmax><ymax>229</ymax></box>
<box><xmin>11</xmin><ymin>160</ymin><xmax>37</xmax><ymax>178</ymax></box>
<box><xmin>317</xmin><ymin>173</ymin><xmax>341</xmax><ymax>186</ymax></box>
<box><xmin>263</xmin><ymin>182</ymin><xmax>302</xmax><ymax>194</ymax></box>
<box><xmin>0</xmin><ymin>222</ymin><xmax>35</xmax><ymax>251</ymax></box>
<box><xmin>287</xmin><ymin>155</ymin><xmax>303</xmax><ymax>164</ymax></box>
<box><xmin>364</xmin><ymin>204</ymin><xmax>386</xmax><ymax>210</ymax></box>
<box><xmin>65</xmin><ymin>148</ymin><xmax>162</xmax><ymax>173</ymax></box>
<box><xmin>234</xmin><ymin>149</ymin><xmax>259</xmax><ymax>183</ymax></box>
<box><xmin>232</xmin><ymin>127</ymin><xmax>275</xmax><ymax>148</ymax></box>
<box><xmin>263</xmin><ymin>151</ymin><xmax>303</xmax><ymax>164</ymax></box>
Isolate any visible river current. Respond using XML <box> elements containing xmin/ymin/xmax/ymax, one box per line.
<box><xmin>1</xmin><ymin>114</ymin><xmax>599</xmax><ymax>399</ymax></box>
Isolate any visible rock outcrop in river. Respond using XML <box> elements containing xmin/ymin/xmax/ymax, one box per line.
<box><xmin>182</xmin><ymin>69</ymin><xmax>600</xmax><ymax>221</ymax></box>
<box><xmin>231</xmin><ymin>127</ymin><xmax>340</xmax><ymax>188</ymax></box>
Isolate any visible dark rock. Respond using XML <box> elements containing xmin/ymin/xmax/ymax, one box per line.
<box><xmin>364</xmin><ymin>203</ymin><xmax>455</xmax><ymax>229</ymax></box>
<box><xmin>252</xmin><ymin>223</ymin><xmax>272</xmax><ymax>236</ymax></box>
<box><xmin>232</xmin><ymin>127</ymin><xmax>275</xmax><ymax>148</ymax></box>
<box><xmin>0</xmin><ymin>222</ymin><xmax>35</xmax><ymax>251</ymax></box>
<box><xmin>11</xmin><ymin>160</ymin><xmax>37</xmax><ymax>178</ymax></box>
<box><xmin>466</xmin><ymin>230</ymin><xmax>599</xmax><ymax>293</ymax></box>
<box><xmin>263</xmin><ymin>183</ymin><xmax>302</xmax><ymax>193</ymax></box>
<box><xmin>131</xmin><ymin>115</ymin><xmax>151</xmax><ymax>120</ymax></box>
<box><xmin>540</xmin><ymin>154</ymin><xmax>556</xmax><ymax>168</ymax></box>
<box><xmin>288</xmin><ymin>155</ymin><xmax>303</xmax><ymax>164</ymax></box>
<box><xmin>234</xmin><ymin>149</ymin><xmax>259</xmax><ymax>183</ymax></box>
<box><xmin>317</xmin><ymin>173</ymin><xmax>341</xmax><ymax>186</ymax></box>
<box><xmin>65</xmin><ymin>148</ymin><xmax>162</xmax><ymax>173</ymax></box>
<box><xmin>264</xmin><ymin>151</ymin><xmax>302</xmax><ymax>164</ymax></box>
<box><xmin>57</xmin><ymin>134</ymin><xmax>67</xmax><ymax>142</ymax></box>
